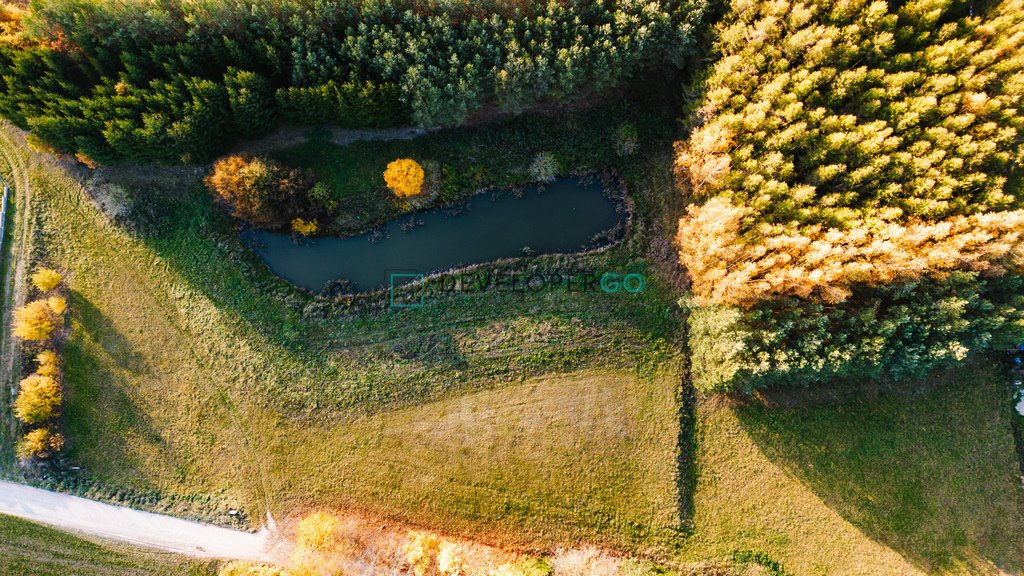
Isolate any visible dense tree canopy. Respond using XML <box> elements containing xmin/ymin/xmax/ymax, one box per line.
<box><xmin>677</xmin><ymin>0</ymin><xmax>1024</xmax><ymax>392</ymax></box>
<box><xmin>676</xmin><ymin>0</ymin><xmax>1024</xmax><ymax>306</ymax></box>
<box><xmin>0</xmin><ymin>0</ymin><xmax>709</xmax><ymax>164</ymax></box>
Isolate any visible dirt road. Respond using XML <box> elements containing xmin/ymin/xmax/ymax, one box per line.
<box><xmin>0</xmin><ymin>480</ymin><xmax>273</xmax><ymax>562</ymax></box>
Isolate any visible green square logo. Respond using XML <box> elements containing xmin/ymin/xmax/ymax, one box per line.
<box><xmin>389</xmin><ymin>273</ymin><xmax>425</xmax><ymax>308</ymax></box>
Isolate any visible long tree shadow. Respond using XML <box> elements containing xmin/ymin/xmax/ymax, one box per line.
<box><xmin>69</xmin><ymin>291</ymin><xmax>150</xmax><ymax>375</ymax></box>
<box><xmin>61</xmin><ymin>293</ymin><xmax>165</xmax><ymax>485</ymax></box>
<box><xmin>736</xmin><ymin>364</ymin><xmax>1024</xmax><ymax>574</ymax></box>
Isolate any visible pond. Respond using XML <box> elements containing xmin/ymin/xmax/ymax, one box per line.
<box><xmin>246</xmin><ymin>177</ymin><xmax>625</xmax><ymax>292</ymax></box>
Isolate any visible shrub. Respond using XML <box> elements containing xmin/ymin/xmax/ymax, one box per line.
<box><xmin>489</xmin><ymin>559</ymin><xmax>552</xmax><ymax>576</ymax></box>
<box><xmin>46</xmin><ymin>295</ymin><xmax>67</xmax><ymax>315</ymax></box>
<box><xmin>404</xmin><ymin>531</ymin><xmax>439</xmax><ymax>576</ymax></box>
<box><xmin>731</xmin><ymin>550</ymin><xmax>791</xmax><ymax>576</ymax></box>
<box><xmin>291</xmin><ymin>218</ymin><xmax>318</xmax><ymax>237</ymax></box>
<box><xmin>30</xmin><ymin>268</ymin><xmax>62</xmax><ymax>292</ymax></box>
<box><xmin>13</xmin><ymin>374</ymin><xmax>61</xmax><ymax>424</ymax></box>
<box><xmin>437</xmin><ymin>542</ymin><xmax>465</xmax><ymax>576</ymax></box>
<box><xmin>12</xmin><ymin>299</ymin><xmax>60</xmax><ymax>341</ymax></box>
<box><xmin>528</xmin><ymin>152</ymin><xmax>559</xmax><ymax>184</ymax></box>
<box><xmin>384</xmin><ymin>159</ymin><xmax>426</xmax><ymax>198</ymax></box>
<box><xmin>613</xmin><ymin>123</ymin><xmax>639</xmax><ymax>157</ymax></box>
<box><xmin>294</xmin><ymin>511</ymin><xmax>340</xmax><ymax>552</ymax></box>
<box><xmin>218</xmin><ymin>561</ymin><xmax>286</xmax><ymax>576</ymax></box>
<box><xmin>204</xmin><ymin>155</ymin><xmax>315</xmax><ymax>228</ymax></box>
<box><xmin>307</xmin><ymin>182</ymin><xmax>338</xmax><ymax>213</ymax></box>
<box><xmin>15</xmin><ymin>428</ymin><xmax>64</xmax><ymax>461</ymax></box>
<box><xmin>35</xmin><ymin>350</ymin><xmax>61</xmax><ymax>378</ymax></box>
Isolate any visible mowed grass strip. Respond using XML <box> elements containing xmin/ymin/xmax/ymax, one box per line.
<box><xmin>2</xmin><ymin>128</ymin><xmax>684</xmax><ymax>550</ymax></box>
<box><xmin>0</xmin><ymin>514</ymin><xmax>217</xmax><ymax>576</ymax></box>
<box><xmin>260</xmin><ymin>368</ymin><xmax>682</xmax><ymax>551</ymax></box>
<box><xmin>681</xmin><ymin>362</ymin><xmax>1024</xmax><ymax>575</ymax></box>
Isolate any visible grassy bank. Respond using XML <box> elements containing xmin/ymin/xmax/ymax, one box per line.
<box><xmin>0</xmin><ymin>514</ymin><xmax>218</xmax><ymax>576</ymax></box>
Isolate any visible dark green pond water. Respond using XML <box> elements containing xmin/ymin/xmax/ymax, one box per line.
<box><xmin>247</xmin><ymin>177</ymin><xmax>624</xmax><ymax>292</ymax></box>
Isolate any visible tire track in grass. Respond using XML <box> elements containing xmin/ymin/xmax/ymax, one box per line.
<box><xmin>0</xmin><ymin>124</ymin><xmax>38</xmax><ymax>472</ymax></box>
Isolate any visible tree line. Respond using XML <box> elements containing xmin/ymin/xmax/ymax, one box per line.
<box><xmin>0</xmin><ymin>0</ymin><xmax>709</xmax><ymax>164</ymax></box>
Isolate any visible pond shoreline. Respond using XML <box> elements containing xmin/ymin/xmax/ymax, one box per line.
<box><xmin>244</xmin><ymin>171</ymin><xmax>632</xmax><ymax>296</ymax></box>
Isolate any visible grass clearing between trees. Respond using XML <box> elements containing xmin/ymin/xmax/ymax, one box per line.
<box><xmin>0</xmin><ymin>513</ymin><xmax>218</xmax><ymax>576</ymax></box>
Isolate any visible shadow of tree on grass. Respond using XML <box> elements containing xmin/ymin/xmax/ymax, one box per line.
<box><xmin>737</xmin><ymin>364</ymin><xmax>1024</xmax><ymax>574</ymax></box>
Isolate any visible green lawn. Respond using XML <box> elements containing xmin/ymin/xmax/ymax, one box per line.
<box><xmin>681</xmin><ymin>362</ymin><xmax>1024</xmax><ymax>575</ymax></box>
<box><xmin>0</xmin><ymin>514</ymin><xmax>218</xmax><ymax>576</ymax></box>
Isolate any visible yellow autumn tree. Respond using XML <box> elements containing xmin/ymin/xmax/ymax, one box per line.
<box><xmin>47</xmin><ymin>295</ymin><xmax>67</xmax><ymax>315</ymax></box>
<box><xmin>437</xmin><ymin>542</ymin><xmax>465</xmax><ymax>576</ymax></box>
<box><xmin>35</xmin><ymin>350</ymin><xmax>61</xmax><ymax>378</ymax></box>
<box><xmin>291</xmin><ymin>218</ymin><xmax>318</xmax><ymax>236</ymax></box>
<box><xmin>15</xmin><ymin>428</ymin><xmax>64</xmax><ymax>460</ymax></box>
<box><xmin>295</xmin><ymin>512</ymin><xmax>340</xmax><ymax>552</ymax></box>
<box><xmin>384</xmin><ymin>159</ymin><xmax>425</xmax><ymax>197</ymax></box>
<box><xmin>30</xmin><ymin>268</ymin><xmax>62</xmax><ymax>292</ymax></box>
<box><xmin>12</xmin><ymin>299</ymin><xmax>61</xmax><ymax>341</ymax></box>
<box><xmin>404</xmin><ymin>531</ymin><xmax>439</xmax><ymax>576</ymax></box>
<box><xmin>13</xmin><ymin>374</ymin><xmax>61</xmax><ymax>424</ymax></box>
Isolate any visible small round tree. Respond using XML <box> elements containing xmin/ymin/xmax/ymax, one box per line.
<box><xmin>31</xmin><ymin>268</ymin><xmax>62</xmax><ymax>292</ymax></box>
<box><xmin>12</xmin><ymin>299</ymin><xmax>60</xmax><ymax>341</ymax></box>
<box><xmin>16</xmin><ymin>428</ymin><xmax>64</xmax><ymax>461</ymax></box>
<box><xmin>384</xmin><ymin>158</ymin><xmax>425</xmax><ymax>197</ymax></box>
<box><xmin>295</xmin><ymin>511</ymin><xmax>340</xmax><ymax>552</ymax></box>
<box><xmin>13</xmin><ymin>374</ymin><xmax>61</xmax><ymax>425</ymax></box>
<box><xmin>35</xmin><ymin>350</ymin><xmax>61</xmax><ymax>378</ymax></box>
<box><xmin>529</xmin><ymin>152</ymin><xmax>558</xmax><ymax>183</ymax></box>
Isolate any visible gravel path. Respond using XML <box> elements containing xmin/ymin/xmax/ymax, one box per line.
<box><xmin>0</xmin><ymin>480</ymin><xmax>274</xmax><ymax>562</ymax></box>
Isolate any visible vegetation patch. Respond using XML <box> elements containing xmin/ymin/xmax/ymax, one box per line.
<box><xmin>675</xmin><ymin>0</ymin><xmax>1024</xmax><ymax>392</ymax></box>
<box><xmin>0</xmin><ymin>0</ymin><xmax>709</xmax><ymax>163</ymax></box>
<box><xmin>0</xmin><ymin>513</ymin><xmax>218</xmax><ymax>576</ymax></box>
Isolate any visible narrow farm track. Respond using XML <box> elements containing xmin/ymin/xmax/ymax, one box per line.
<box><xmin>0</xmin><ymin>125</ymin><xmax>36</xmax><ymax>465</ymax></box>
<box><xmin>0</xmin><ymin>480</ymin><xmax>275</xmax><ymax>561</ymax></box>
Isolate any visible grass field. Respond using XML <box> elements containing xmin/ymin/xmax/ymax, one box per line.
<box><xmin>0</xmin><ymin>514</ymin><xmax>218</xmax><ymax>576</ymax></box>
<box><xmin>0</xmin><ymin>110</ymin><xmax>688</xmax><ymax>551</ymax></box>
<box><xmin>680</xmin><ymin>362</ymin><xmax>1024</xmax><ymax>575</ymax></box>
<box><xmin>2</xmin><ymin>110</ymin><xmax>1024</xmax><ymax>574</ymax></box>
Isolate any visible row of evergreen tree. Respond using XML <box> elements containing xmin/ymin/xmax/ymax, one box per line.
<box><xmin>0</xmin><ymin>0</ymin><xmax>708</xmax><ymax>164</ymax></box>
